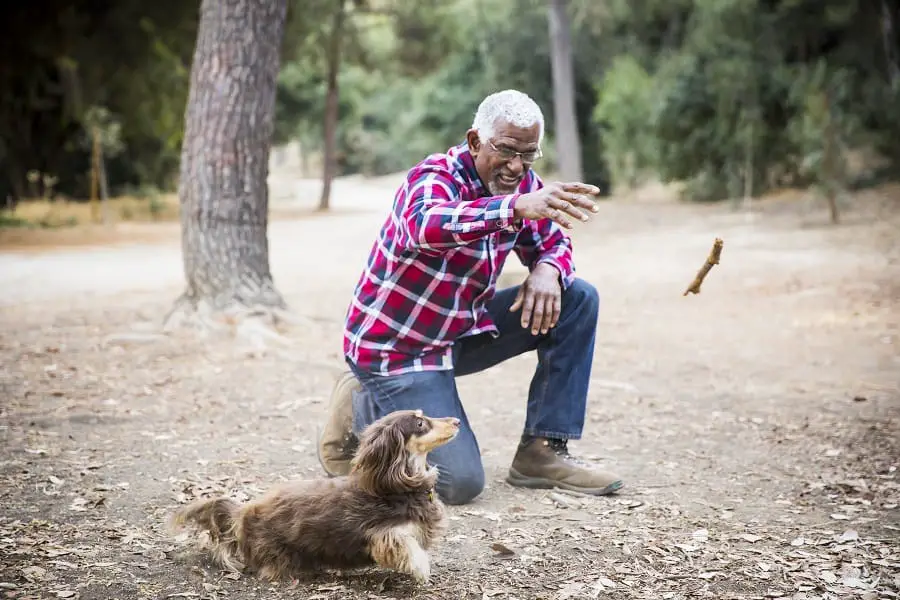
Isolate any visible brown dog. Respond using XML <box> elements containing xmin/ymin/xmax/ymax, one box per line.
<box><xmin>170</xmin><ymin>409</ymin><xmax>460</xmax><ymax>584</ymax></box>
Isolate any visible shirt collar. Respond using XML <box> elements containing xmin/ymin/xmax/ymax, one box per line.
<box><xmin>449</xmin><ymin>141</ymin><xmax>490</xmax><ymax>199</ymax></box>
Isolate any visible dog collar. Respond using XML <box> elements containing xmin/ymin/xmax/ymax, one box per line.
<box><xmin>427</xmin><ymin>488</ymin><xmax>435</xmax><ymax>502</ymax></box>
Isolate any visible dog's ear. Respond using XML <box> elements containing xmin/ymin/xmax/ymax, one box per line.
<box><xmin>351</xmin><ymin>417</ymin><xmax>424</xmax><ymax>495</ymax></box>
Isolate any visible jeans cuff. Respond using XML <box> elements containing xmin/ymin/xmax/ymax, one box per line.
<box><xmin>523</xmin><ymin>428</ymin><xmax>582</xmax><ymax>441</ymax></box>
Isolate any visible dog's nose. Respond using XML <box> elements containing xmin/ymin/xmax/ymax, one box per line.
<box><xmin>449</xmin><ymin>417</ymin><xmax>460</xmax><ymax>427</ymax></box>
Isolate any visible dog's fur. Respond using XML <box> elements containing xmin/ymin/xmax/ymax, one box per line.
<box><xmin>170</xmin><ymin>409</ymin><xmax>460</xmax><ymax>584</ymax></box>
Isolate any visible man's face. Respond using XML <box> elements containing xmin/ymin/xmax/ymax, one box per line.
<box><xmin>466</xmin><ymin>121</ymin><xmax>541</xmax><ymax>196</ymax></box>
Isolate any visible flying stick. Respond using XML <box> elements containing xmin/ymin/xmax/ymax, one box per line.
<box><xmin>683</xmin><ymin>238</ymin><xmax>724</xmax><ymax>296</ymax></box>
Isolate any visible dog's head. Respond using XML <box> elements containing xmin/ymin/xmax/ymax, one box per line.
<box><xmin>350</xmin><ymin>409</ymin><xmax>460</xmax><ymax>497</ymax></box>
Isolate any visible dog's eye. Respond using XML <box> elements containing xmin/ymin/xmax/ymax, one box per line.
<box><xmin>416</xmin><ymin>418</ymin><xmax>425</xmax><ymax>429</ymax></box>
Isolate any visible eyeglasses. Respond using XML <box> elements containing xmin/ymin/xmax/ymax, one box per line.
<box><xmin>488</xmin><ymin>141</ymin><xmax>543</xmax><ymax>164</ymax></box>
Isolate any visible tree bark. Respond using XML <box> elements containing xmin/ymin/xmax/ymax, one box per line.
<box><xmin>319</xmin><ymin>0</ymin><xmax>346</xmax><ymax>212</ymax></box>
<box><xmin>169</xmin><ymin>0</ymin><xmax>289</xmax><ymax>326</ymax></box>
<box><xmin>547</xmin><ymin>0</ymin><xmax>582</xmax><ymax>182</ymax></box>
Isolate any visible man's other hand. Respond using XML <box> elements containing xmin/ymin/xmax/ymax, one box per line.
<box><xmin>513</xmin><ymin>181</ymin><xmax>600</xmax><ymax>229</ymax></box>
<box><xmin>509</xmin><ymin>263</ymin><xmax>562</xmax><ymax>335</ymax></box>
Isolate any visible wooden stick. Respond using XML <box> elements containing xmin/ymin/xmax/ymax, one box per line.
<box><xmin>683</xmin><ymin>238</ymin><xmax>724</xmax><ymax>296</ymax></box>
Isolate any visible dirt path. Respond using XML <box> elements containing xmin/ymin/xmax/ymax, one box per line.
<box><xmin>1</xmin><ymin>180</ymin><xmax>898</xmax><ymax>600</ymax></box>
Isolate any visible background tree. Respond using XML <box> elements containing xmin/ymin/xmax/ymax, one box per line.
<box><xmin>547</xmin><ymin>0</ymin><xmax>582</xmax><ymax>182</ymax></box>
<box><xmin>164</xmin><ymin>0</ymin><xmax>290</xmax><ymax>331</ymax></box>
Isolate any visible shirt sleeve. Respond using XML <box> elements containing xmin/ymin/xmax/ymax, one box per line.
<box><xmin>512</xmin><ymin>173</ymin><xmax>577</xmax><ymax>290</ymax></box>
<box><xmin>395</xmin><ymin>165</ymin><xmax>523</xmax><ymax>253</ymax></box>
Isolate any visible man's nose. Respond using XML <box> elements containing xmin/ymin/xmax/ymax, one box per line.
<box><xmin>506</xmin><ymin>155</ymin><xmax>525</xmax><ymax>174</ymax></box>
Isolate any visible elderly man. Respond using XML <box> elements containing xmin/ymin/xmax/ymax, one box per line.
<box><xmin>316</xmin><ymin>89</ymin><xmax>623</xmax><ymax>505</ymax></box>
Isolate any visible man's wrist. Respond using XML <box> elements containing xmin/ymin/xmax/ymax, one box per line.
<box><xmin>511</xmin><ymin>192</ymin><xmax>530</xmax><ymax>221</ymax></box>
<box><xmin>533</xmin><ymin>260</ymin><xmax>562</xmax><ymax>281</ymax></box>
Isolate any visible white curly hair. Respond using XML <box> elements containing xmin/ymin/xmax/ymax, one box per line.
<box><xmin>471</xmin><ymin>89</ymin><xmax>545</xmax><ymax>144</ymax></box>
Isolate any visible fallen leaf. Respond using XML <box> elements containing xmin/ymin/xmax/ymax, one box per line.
<box><xmin>589</xmin><ymin>575</ymin><xmax>617</xmax><ymax>598</ymax></box>
<box><xmin>143</xmin><ymin>548</ymin><xmax>165</xmax><ymax>561</ymax></box>
<box><xmin>490</xmin><ymin>542</ymin><xmax>516</xmax><ymax>557</ymax></box>
<box><xmin>819</xmin><ymin>570</ymin><xmax>838</xmax><ymax>584</ymax></box>
<box><xmin>55</xmin><ymin>592</ymin><xmax>75</xmax><ymax>599</ymax></box>
<box><xmin>692</xmin><ymin>529</ymin><xmax>709</xmax><ymax>543</ymax></box>
<box><xmin>837</xmin><ymin>530</ymin><xmax>859</xmax><ymax>542</ymax></box>
<box><xmin>741</xmin><ymin>534</ymin><xmax>763</xmax><ymax>543</ymax></box>
<box><xmin>556</xmin><ymin>581</ymin><xmax>585</xmax><ymax>600</ymax></box>
<box><xmin>830</xmin><ymin>513</ymin><xmax>849</xmax><ymax>520</ymax></box>
<box><xmin>841</xmin><ymin>577</ymin><xmax>868</xmax><ymax>589</ymax></box>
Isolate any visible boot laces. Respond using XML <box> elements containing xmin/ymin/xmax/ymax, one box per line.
<box><xmin>547</xmin><ymin>439</ymin><xmax>591</xmax><ymax>468</ymax></box>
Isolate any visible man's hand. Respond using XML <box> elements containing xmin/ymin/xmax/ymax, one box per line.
<box><xmin>513</xmin><ymin>181</ymin><xmax>601</xmax><ymax>229</ymax></box>
<box><xmin>509</xmin><ymin>262</ymin><xmax>562</xmax><ymax>335</ymax></box>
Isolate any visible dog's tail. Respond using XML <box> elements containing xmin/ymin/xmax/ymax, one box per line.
<box><xmin>170</xmin><ymin>497</ymin><xmax>245</xmax><ymax>572</ymax></box>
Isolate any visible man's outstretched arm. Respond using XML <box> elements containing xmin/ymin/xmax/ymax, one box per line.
<box><xmin>394</xmin><ymin>165</ymin><xmax>522</xmax><ymax>253</ymax></box>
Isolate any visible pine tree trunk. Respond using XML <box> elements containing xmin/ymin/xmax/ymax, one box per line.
<box><xmin>319</xmin><ymin>0</ymin><xmax>346</xmax><ymax>212</ymax></box>
<box><xmin>547</xmin><ymin>0</ymin><xmax>583</xmax><ymax>182</ymax></box>
<box><xmin>168</xmin><ymin>0</ymin><xmax>289</xmax><ymax>326</ymax></box>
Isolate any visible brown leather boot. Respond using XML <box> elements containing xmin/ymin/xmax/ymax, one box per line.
<box><xmin>316</xmin><ymin>371</ymin><xmax>360</xmax><ymax>477</ymax></box>
<box><xmin>507</xmin><ymin>437</ymin><xmax>624</xmax><ymax>496</ymax></box>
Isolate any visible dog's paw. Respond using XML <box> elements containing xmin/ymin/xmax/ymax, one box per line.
<box><xmin>410</xmin><ymin>566</ymin><xmax>430</xmax><ymax>584</ymax></box>
<box><xmin>408</xmin><ymin>547</ymin><xmax>431</xmax><ymax>584</ymax></box>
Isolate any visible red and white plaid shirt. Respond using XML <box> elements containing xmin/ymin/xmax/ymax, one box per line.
<box><xmin>343</xmin><ymin>142</ymin><xmax>576</xmax><ymax>376</ymax></box>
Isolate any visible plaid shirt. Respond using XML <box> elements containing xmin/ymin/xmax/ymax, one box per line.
<box><xmin>343</xmin><ymin>141</ymin><xmax>576</xmax><ymax>376</ymax></box>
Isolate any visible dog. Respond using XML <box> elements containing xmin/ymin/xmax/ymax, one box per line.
<box><xmin>170</xmin><ymin>409</ymin><xmax>460</xmax><ymax>584</ymax></box>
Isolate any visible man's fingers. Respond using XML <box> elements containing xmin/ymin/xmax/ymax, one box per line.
<box><xmin>559</xmin><ymin>181</ymin><xmax>601</xmax><ymax>195</ymax></box>
<box><xmin>543</xmin><ymin>206</ymin><xmax>573</xmax><ymax>229</ymax></box>
<box><xmin>539</xmin><ymin>295</ymin><xmax>555</xmax><ymax>334</ymax></box>
<box><xmin>549</xmin><ymin>196</ymin><xmax>591</xmax><ymax>222</ymax></box>
<box><xmin>550</xmin><ymin>293</ymin><xmax>561</xmax><ymax>330</ymax></box>
<box><xmin>520</xmin><ymin>288</ymin><xmax>536</xmax><ymax>329</ymax></box>
<box><xmin>530</xmin><ymin>296</ymin><xmax>545</xmax><ymax>335</ymax></box>
<box><xmin>509</xmin><ymin>286</ymin><xmax>525</xmax><ymax>312</ymax></box>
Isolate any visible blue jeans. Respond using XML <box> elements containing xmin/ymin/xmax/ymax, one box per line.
<box><xmin>348</xmin><ymin>278</ymin><xmax>599</xmax><ymax>505</ymax></box>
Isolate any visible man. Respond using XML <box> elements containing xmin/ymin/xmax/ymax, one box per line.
<box><xmin>317</xmin><ymin>89</ymin><xmax>623</xmax><ymax>505</ymax></box>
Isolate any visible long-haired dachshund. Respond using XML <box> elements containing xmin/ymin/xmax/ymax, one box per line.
<box><xmin>170</xmin><ymin>409</ymin><xmax>460</xmax><ymax>584</ymax></box>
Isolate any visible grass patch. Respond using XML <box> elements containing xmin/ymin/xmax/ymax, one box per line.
<box><xmin>2</xmin><ymin>194</ymin><xmax>180</xmax><ymax>229</ymax></box>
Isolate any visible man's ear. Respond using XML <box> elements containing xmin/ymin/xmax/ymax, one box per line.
<box><xmin>466</xmin><ymin>128</ymin><xmax>482</xmax><ymax>156</ymax></box>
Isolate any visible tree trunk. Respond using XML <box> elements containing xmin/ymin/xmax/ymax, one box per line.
<box><xmin>319</xmin><ymin>0</ymin><xmax>346</xmax><ymax>212</ymax></box>
<box><xmin>168</xmin><ymin>0</ymin><xmax>289</xmax><ymax>328</ymax></box>
<box><xmin>821</xmin><ymin>92</ymin><xmax>840</xmax><ymax>224</ymax></box>
<box><xmin>547</xmin><ymin>0</ymin><xmax>582</xmax><ymax>182</ymax></box>
<box><xmin>883</xmin><ymin>0</ymin><xmax>899</xmax><ymax>90</ymax></box>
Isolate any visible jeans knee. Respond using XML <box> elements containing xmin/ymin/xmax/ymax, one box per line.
<box><xmin>437</xmin><ymin>468</ymin><xmax>485</xmax><ymax>505</ymax></box>
<box><xmin>566</xmin><ymin>278</ymin><xmax>599</xmax><ymax>318</ymax></box>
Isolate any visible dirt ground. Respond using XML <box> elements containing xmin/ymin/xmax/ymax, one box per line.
<box><xmin>1</xmin><ymin>178</ymin><xmax>898</xmax><ymax>600</ymax></box>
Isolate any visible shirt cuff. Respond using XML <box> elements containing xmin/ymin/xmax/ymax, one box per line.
<box><xmin>493</xmin><ymin>194</ymin><xmax>522</xmax><ymax>232</ymax></box>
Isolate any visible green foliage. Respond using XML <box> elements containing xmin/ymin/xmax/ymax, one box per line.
<box><xmin>585</xmin><ymin>0</ymin><xmax>900</xmax><ymax>201</ymax></box>
<box><xmin>0</xmin><ymin>1</ymin><xmax>197</xmax><ymax>201</ymax></box>
<box><xmin>592</xmin><ymin>56</ymin><xmax>657</xmax><ymax>188</ymax></box>
<box><xmin>4</xmin><ymin>0</ymin><xmax>898</xmax><ymax>205</ymax></box>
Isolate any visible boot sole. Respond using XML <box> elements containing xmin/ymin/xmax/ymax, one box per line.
<box><xmin>506</xmin><ymin>468</ymin><xmax>624</xmax><ymax>496</ymax></box>
<box><xmin>316</xmin><ymin>371</ymin><xmax>360</xmax><ymax>478</ymax></box>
